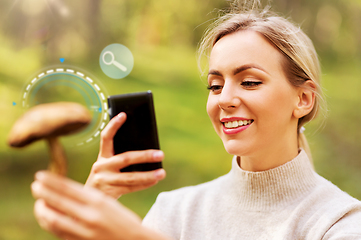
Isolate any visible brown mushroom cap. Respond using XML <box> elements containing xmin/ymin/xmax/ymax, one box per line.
<box><xmin>8</xmin><ymin>102</ymin><xmax>92</xmax><ymax>147</ymax></box>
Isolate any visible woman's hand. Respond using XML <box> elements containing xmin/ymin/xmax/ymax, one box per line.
<box><xmin>85</xmin><ymin>112</ymin><xmax>166</xmax><ymax>199</ymax></box>
<box><xmin>31</xmin><ymin>171</ymin><xmax>170</xmax><ymax>240</ymax></box>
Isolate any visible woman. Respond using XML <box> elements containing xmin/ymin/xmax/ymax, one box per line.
<box><xmin>31</xmin><ymin>1</ymin><xmax>361</xmax><ymax>239</ymax></box>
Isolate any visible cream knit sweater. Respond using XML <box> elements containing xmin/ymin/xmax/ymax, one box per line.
<box><xmin>142</xmin><ymin>150</ymin><xmax>361</xmax><ymax>239</ymax></box>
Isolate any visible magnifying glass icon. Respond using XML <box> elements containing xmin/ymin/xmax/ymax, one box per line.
<box><xmin>102</xmin><ymin>51</ymin><xmax>127</xmax><ymax>72</ymax></box>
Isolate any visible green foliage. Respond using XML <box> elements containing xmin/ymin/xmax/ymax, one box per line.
<box><xmin>0</xmin><ymin>0</ymin><xmax>361</xmax><ymax>239</ymax></box>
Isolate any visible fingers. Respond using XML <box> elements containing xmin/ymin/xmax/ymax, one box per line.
<box><xmin>99</xmin><ymin>112</ymin><xmax>127</xmax><ymax>158</ymax></box>
<box><xmin>92</xmin><ymin>168</ymin><xmax>166</xmax><ymax>187</ymax></box>
<box><xmin>112</xmin><ymin>168</ymin><xmax>166</xmax><ymax>185</ymax></box>
<box><xmin>32</xmin><ymin>180</ymin><xmax>85</xmax><ymax>218</ymax></box>
<box><xmin>97</xmin><ymin>149</ymin><xmax>164</xmax><ymax>171</ymax></box>
<box><xmin>86</xmin><ymin>149</ymin><xmax>166</xmax><ymax>198</ymax></box>
<box><xmin>31</xmin><ymin>171</ymin><xmax>151</xmax><ymax>240</ymax></box>
<box><xmin>115</xmin><ymin>181</ymin><xmax>159</xmax><ymax>195</ymax></box>
<box><xmin>32</xmin><ymin>171</ymin><xmax>97</xmax><ymax>205</ymax></box>
<box><xmin>33</xmin><ymin>199</ymin><xmax>91</xmax><ymax>240</ymax></box>
<box><xmin>90</xmin><ymin>168</ymin><xmax>166</xmax><ymax>197</ymax></box>
<box><xmin>32</xmin><ymin>172</ymin><xmax>116</xmax><ymax>225</ymax></box>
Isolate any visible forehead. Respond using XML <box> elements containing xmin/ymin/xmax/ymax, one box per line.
<box><xmin>209</xmin><ymin>30</ymin><xmax>285</xmax><ymax>75</ymax></box>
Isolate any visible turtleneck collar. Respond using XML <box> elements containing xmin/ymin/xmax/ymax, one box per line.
<box><xmin>227</xmin><ymin>149</ymin><xmax>318</xmax><ymax>211</ymax></box>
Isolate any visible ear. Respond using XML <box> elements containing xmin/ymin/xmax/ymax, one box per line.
<box><xmin>293</xmin><ymin>80</ymin><xmax>316</xmax><ymax>119</ymax></box>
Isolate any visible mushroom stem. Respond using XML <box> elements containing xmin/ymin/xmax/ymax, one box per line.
<box><xmin>47</xmin><ymin>137</ymin><xmax>67</xmax><ymax>176</ymax></box>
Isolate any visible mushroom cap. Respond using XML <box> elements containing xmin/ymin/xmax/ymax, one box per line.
<box><xmin>8</xmin><ymin>102</ymin><xmax>92</xmax><ymax>147</ymax></box>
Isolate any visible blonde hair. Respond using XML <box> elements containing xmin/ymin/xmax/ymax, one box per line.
<box><xmin>198</xmin><ymin>0</ymin><xmax>325</xmax><ymax>161</ymax></box>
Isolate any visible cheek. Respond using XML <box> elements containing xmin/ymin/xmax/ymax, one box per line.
<box><xmin>253</xmin><ymin>88</ymin><xmax>297</xmax><ymax>124</ymax></box>
<box><xmin>206</xmin><ymin>96</ymin><xmax>219</xmax><ymax>121</ymax></box>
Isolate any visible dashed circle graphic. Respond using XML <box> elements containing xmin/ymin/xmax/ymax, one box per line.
<box><xmin>21</xmin><ymin>67</ymin><xmax>109</xmax><ymax>147</ymax></box>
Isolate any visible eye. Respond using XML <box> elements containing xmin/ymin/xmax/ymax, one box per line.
<box><xmin>241</xmin><ymin>81</ymin><xmax>262</xmax><ymax>88</ymax></box>
<box><xmin>207</xmin><ymin>85</ymin><xmax>223</xmax><ymax>93</ymax></box>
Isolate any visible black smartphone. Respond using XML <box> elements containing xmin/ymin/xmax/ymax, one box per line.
<box><xmin>107</xmin><ymin>91</ymin><xmax>162</xmax><ymax>172</ymax></box>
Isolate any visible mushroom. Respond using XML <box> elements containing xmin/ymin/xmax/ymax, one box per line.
<box><xmin>7</xmin><ymin>102</ymin><xmax>91</xmax><ymax>176</ymax></box>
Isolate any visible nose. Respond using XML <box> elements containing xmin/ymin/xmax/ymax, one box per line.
<box><xmin>218</xmin><ymin>83</ymin><xmax>241</xmax><ymax>110</ymax></box>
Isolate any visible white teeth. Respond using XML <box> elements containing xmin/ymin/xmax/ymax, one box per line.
<box><xmin>225</xmin><ymin>122</ymin><xmax>232</xmax><ymax>128</ymax></box>
<box><xmin>224</xmin><ymin>120</ymin><xmax>252</xmax><ymax>129</ymax></box>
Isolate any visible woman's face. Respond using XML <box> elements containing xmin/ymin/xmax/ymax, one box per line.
<box><xmin>206</xmin><ymin>30</ymin><xmax>300</xmax><ymax>160</ymax></box>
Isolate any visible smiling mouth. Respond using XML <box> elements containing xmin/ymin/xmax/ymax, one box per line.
<box><xmin>223</xmin><ymin>119</ymin><xmax>254</xmax><ymax>129</ymax></box>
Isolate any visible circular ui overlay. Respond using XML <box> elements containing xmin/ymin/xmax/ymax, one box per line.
<box><xmin>99</xmin><ymin>43</ymin><xmax>134</xmax><ymax>79</ymax></box>
<box><xmin>21</xmin><ymin>67</ymin><xmax>109</xmax><ymax>147</ymax></box>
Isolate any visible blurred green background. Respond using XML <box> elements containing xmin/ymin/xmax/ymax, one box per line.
<box><xmin>0</xmin><ymin>0</ymin><xmax>361</xmax><ymax>239</ymax></box>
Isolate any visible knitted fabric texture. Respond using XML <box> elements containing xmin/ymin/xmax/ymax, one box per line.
<box><xmin>143</xmin><ymin>150</ymin><xmax>361</xmax><ymax>239</ymax></box>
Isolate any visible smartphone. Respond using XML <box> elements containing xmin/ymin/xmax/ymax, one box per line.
<box><xmin>107</xmin><ymin>91</ymin><xmax>162</xmax><ymax>172</ymax></box>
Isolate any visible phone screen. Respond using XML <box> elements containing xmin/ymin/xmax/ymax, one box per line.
<box><xmin>107</xmin><ymin>91</ymin><xmax>162</xmax><ymax>172</ymax></box>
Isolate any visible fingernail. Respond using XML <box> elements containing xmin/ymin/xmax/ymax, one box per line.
<box><xmin>115</xmin><ymin>112</ymin><xmax>126</xmax><ymax>123</ymax></box>
<box><xmin>35</xmin><ymin>171</ymin><xmax>45</xmax><ymax>180</ymax></box>
<box><xmin>117</xmin><ymin>112</ymin><xmax>125</xmax><ymax>119</ymax></box>
<box><xmin>153</xmin><ymin>151</ymin><xmax>164</xmax><ymax>160</ymax></box>
<box><xmin>154</xmin><ymin>169</ymin><xmax>165</xmax><ymax>179</ymax></box>
<box><xmin>31</xmin><ymin>181</ymin><xmax>41</xmax><ymax>192</ymax></box>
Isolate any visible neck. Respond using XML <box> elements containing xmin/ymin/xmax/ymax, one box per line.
<box><xmin>230</xmin><ymin>149</ymin><xmax>317</xmax><ymax>211</ymax></box>
<box><xmin>238</xmin><ymin>133</ymin><xmax>299</xmax><ymax>172</ymax></box>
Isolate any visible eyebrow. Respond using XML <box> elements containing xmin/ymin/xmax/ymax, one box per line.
<box><xmin>208</xmin><ymin>64</ymin><xmax>269</xmax><ymax>77</ymax></box>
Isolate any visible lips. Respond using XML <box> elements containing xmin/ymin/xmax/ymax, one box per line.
<box><xmin>221</xmin><ymin>118</ymin><xmax>253</xmax><ymax>134</ymax></box>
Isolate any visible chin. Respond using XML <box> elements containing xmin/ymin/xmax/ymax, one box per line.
<box><xmin>222</xmin><ymin>139</ymin><xmax>252</xmax><ymax>157</ymax></box>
